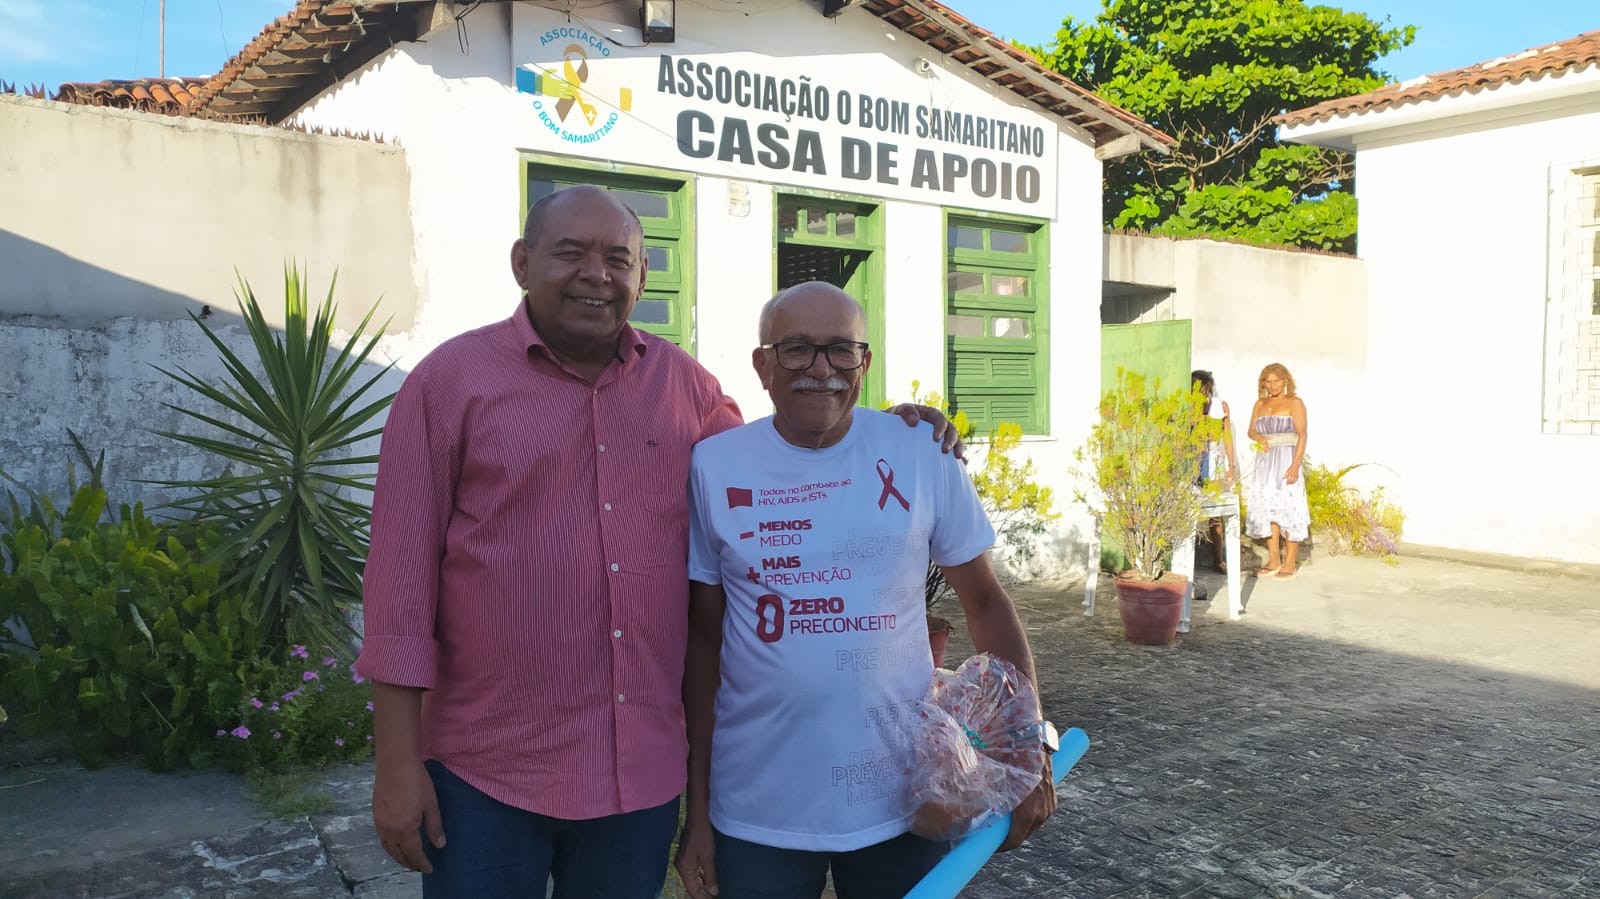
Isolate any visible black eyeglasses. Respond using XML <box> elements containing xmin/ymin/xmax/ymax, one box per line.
<box><xmin>761</xmin><ymin>340</ymin><xmax>869</xmax><ymax>371</ymax></box>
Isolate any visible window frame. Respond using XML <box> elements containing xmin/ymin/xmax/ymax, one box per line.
<box><xmin>521</xmin><ymin>155</ymin><xmax>697</xmax><ymax>353</ymax></box>
<box><xmin>943</xmin><ymin>209</ymin><xmax>1051</xmax><ymax>436</ymax></box>
<box><xmin>773</xmin><ymin>190</ymin><xmax>886</xmax><ymax>407</ymax></box>
<box><xmin>1542</xmin><ymin>161</ymin><xmax>1600</xmax><ymax>434</ymax></box>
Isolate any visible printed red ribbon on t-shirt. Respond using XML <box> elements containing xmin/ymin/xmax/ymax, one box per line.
<box><xmin>876</xmin><ymin>458</ymin><xmax>910</xmax><ymax>511</ymax></box>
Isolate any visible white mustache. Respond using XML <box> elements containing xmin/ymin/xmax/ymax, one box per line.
<box><xmin>790</xmin><ymin>376</ymin><xmax>850</xmax><ymax>391</ymax></box>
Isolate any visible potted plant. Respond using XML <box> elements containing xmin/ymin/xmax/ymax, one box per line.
<box><xmin>1075</xmin><ymin>370</ymin><xmax>1225</xmax><ymax>645</ymax></box>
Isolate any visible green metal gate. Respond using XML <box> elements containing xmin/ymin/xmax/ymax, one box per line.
<box><xmin>1100</xmin><ymin>320</ymin><xmax>1192</xmax><ymax>397</ymax></box>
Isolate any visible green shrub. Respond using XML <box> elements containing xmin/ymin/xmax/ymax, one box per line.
<box><xmin>1304</xmin><ymin>461</ymin><xmax>1404</xmax><ymax>560</ymax></box>
<box><xmin>1075</xmin><ymin>370</ymin><xmax>1224</xmax><ymax>580</ymax></box>
<box><xmin>215</xmin><ymin>645</ymin><xmax>374</xmax><ymax>772</ymax></box>
<box><xmin>885</xmin><ymin>383</ymin><xmax>1058</xmax><ymax>612</ymax></box>
<box><xmin>0</xmin><ymin>486</ymin><xmax>271</xmax><ymax>770</ymax></box>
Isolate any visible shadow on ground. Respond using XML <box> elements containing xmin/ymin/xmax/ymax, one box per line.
<box><xmin>955</xmin><ymin>561</ymin><xmax>1600</xmax><ymax>898</ymax></box>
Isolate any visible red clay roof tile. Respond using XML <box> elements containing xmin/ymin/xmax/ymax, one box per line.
<box><xmin>1279</xmin><ymin>29</ymin><xmax>1600</xmax><ymax>127</ymax></box>
<box><xmin>55</xmin><ymin>78</ymin><xmax>207</xmax><ymax>115</ymax></box>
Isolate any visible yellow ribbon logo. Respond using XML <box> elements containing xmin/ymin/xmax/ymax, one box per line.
<box><xmin>553</xmin><ymin>44</ymin><xmax>599</xmax><ymax>126</ymax></box>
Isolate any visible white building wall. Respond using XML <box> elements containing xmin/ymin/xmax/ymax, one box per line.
<box><xmin>1103</xmin><ymin>233</ymin><xmax>1377</xmax><ymax>505</ymax></box>
<box><xmin>0</xmin><ymin>95</ymin><xmax>416</xmax><ymax>510</ymax></box>
<box><xmin>287</xmin><ymin>0</ymin><xmax>1112</xmax><ymax>577</ymax></box>
<box><xmin>1350</xmin><ymin>106</ymin><xmax>1600</xmax><ymax>563</ymax></box>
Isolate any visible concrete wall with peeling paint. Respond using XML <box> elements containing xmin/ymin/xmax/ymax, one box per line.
<box><xmin>0</xmin><ymin>95</ymin><xmax>415</xmax><ymax>510</ymax></box>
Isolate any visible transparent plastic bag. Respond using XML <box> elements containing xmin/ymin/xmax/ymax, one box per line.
<box><xmin>892</xmin><ymin>653</ymin><xmax>1045</xmax><ymax>841</ymax></box>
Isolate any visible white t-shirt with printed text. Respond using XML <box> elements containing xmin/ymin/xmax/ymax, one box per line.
<box><xmin>687</xmin><ymin>413</ymin><xmax>995</xmax><ymax>851</ymax></box>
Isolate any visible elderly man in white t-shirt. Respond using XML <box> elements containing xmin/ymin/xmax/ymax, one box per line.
<box><xmin>674</xmin><ymin>281</ymin><xmax>1056</xmax><ymax>899</ymax></box>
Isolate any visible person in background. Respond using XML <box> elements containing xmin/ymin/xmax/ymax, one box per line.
<box><xmin>1245</xmin><ymin>362</ymin><xmax>1310</xmax><ymax>579</ymax></box>
<box><xmin>1192</xmin><ymin>370</ymin><xmax>1239</xmax><ymax>572</ymax></box>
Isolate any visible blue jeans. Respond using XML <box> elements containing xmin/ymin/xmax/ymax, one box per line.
<box><xmin>422</xmin><ymin>760</ymin><xmax>679</xmax><ymax>899</ymax></box>
<box><xmin>712</xmin><ymin>828</ymin><xmax>948</xmax><ymax>899</ymax></box>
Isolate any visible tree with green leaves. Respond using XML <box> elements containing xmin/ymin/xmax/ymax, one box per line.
<box><xmin>1040</xmin><ymin>0</ymin><xmax>1414</xmax><ymax>252</ymax></box>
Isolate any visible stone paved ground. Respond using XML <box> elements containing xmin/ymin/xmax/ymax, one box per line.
<box><xmin>3</xmin><ymin>553</ymin><xmax>1598</xmax><ymax>898</ymax></box>
<box><xmin>960</xmin><ymin>554</ymin><xmax>1600</xmax><ymax>898</ymax></box>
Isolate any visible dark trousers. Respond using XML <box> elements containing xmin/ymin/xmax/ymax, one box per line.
<box><xmin>711</xmin><ymin>827</ymin><xmax>948</xmax><ymax>899</ymax></box>
<box><xmin>422</xmin><ymin>760</ymin><xmax>679</xmax><ymax>899</ymax></box>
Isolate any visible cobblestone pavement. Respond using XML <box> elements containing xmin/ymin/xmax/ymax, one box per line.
<box><xmin>961</xmin><ymin>555</ymin><xmax>1600</xmax><ymax>898</ymax></box>
<box><xmin>1</xmin><ymin>765</ymin><xmax>417</xmax><ymax>898</ymax></box>
<box><xmin>3</xmin><ymin>554</ymin><xmax>1597</xmax><ymax>898</ymax></box>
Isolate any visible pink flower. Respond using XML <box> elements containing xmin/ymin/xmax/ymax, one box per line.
<box><xmin>250</xmin><ymin>698</ymin><xmax>264</xmax><ymax>709</ymax></box>
<box><xmin>335</xmin><ymin>738</ymin><xmax>345</xmax><ymax>747</ymax></box>
<box><xmin>291</xmin><ymin>645</ymin><xmax>309</xmax><ymax>659</ymax></box>
<box><xmin>282</xmin><ymin>689</ymin><xmax>301</xmax><ymax>702</ymax></box>
<box><xmin>323</xmin><ymin>657</ymin><xmax>338</xmax><ymax>667</ymax></box>
<box><xmin>272</xmin><ymin>730</ymin><xmax>282</xmax><ymax>740</ymax></box>
<box><xmin>351</xmin><ymin>670</ymin><xmax>366</xmax><ymax>684</ymax></box>
<box><xmin>365</xmin><ymin>701</ymin><xmax>374</xmax><ymax>712</ymax></box>
<box><xmin>268</xmin><ymin>702</ymin><xmax>280</xmax><ymax>712</ymax></box>
<box><xmin>231</xmin><ymin>726</ymin><xmax>251</xmax><ymax>739</ymax></box>
<box><xmin>216</xmin><ymin>729</ymin><xmax>226</xmax><ymax>737</ymax></box>
<box><xmin>302</xmin><ymin>671</ymin><xmax>319</xmax><ymax>682</ymax></box>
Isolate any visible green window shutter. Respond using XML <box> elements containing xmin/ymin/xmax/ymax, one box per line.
<box><xmin>944</xmin><ymin>215</ymin><xmax>1049</xmax><ymax>435</ymax></box>
<box><xmin>525</xmin><ymin>162</ymin><xmax>695</xmax><ymax>352</ymax></box>
<box><xmin>775</xmin><ymin>194</ymin><xmax>885</xmax><ymax>407</ymax></box>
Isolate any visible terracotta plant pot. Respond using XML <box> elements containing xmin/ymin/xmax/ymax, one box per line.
<box><xmin>927</xmin><ymin>615</ymin><xmax>953</xmax><ymax>668</ymax></box>
<box><xmin>1114</xmin><ymin>574</ymin><xmax>1188</xmax><ymax>645</ymax></box>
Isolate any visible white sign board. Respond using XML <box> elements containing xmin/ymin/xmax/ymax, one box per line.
<box><xmin>511</xmin><ymin>6</ymin><xmax>1059</xmax><ymax>217</ymax></box>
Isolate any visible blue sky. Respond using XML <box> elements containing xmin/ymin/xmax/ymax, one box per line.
<box><xmin>0</xmin><ymin>0</ymin><xmax>1594</xmax><ymax>90</ymax></box>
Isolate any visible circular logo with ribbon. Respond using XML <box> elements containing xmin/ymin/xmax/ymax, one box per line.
<box><xmin>516</xmin><ymin>28</ymin><xmax>635</xmax><ymax>145</ymax></box>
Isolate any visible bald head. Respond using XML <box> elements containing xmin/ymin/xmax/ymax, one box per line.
<box><xmin>523</xmin><ymin>184</ymin><xmax>643</xmax><ymax>248</ymax></box>
<box><xmin>753</xmin><ymin>281</ymin><xmax>871</xmax><ymax>449</ymax></box>
<box><xmin>758</xmin><ymin>281</ymin><xmax>866</xmax><ymax>344</ymax></box>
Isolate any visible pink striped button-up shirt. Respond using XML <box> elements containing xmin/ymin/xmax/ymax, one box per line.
<box><xmin>357</xmin><ymin>305</ymin><xmax>742</xmax><ymax>819</ymax></box>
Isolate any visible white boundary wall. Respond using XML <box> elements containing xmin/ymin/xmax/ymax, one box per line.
<box><xmin>0</xmin><ymin>95</ymin><xmax>416</xmax><ymax>510</ymax></box>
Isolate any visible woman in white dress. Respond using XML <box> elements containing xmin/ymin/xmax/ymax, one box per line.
<box><xmin>1245</xmin><ymin>363</ymin><xmax>1310</xmax><ymax>579</ymax></box>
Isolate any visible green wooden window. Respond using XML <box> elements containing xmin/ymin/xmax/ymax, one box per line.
<box><xmin>525</xmin><ymin>162</ymin><xmax>695</xmax><ymax>351</ymax></box>
<box><xmin>775</xmin><ymin>195</ymin><xmax>885</xmax><ymax>406</ymax></box>
<box><xmin>945</xmin><ymin>216</ymin><xmax>1049</xmax><ymax>435</ymax></box>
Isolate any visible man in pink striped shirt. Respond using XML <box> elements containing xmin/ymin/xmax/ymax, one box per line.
<box><xmin>358</xmin><ymin>186</ymin><xmax>954</xmax><ymax>898</ymax></box>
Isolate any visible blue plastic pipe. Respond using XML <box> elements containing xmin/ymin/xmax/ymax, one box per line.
<box><xmin>901</xmin><ymin>727</ymin><xmax>1091</xmax><ymax>899</ymax></box>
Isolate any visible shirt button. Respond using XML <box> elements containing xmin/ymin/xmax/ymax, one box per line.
<box><xmin>610</xmin><ymin>562</ymin><xmax>620</xmax><ymax>572</ymax></box>
<box><xmin>598</xmin><ymin>444</ymin><xmax>607</xmax><ymax>453</ymax></box>
<box><xmin>613</xmin><ymin>629</ymin><xmax>623</xmax><ymax>638</ymax></box>
<box><xmin>603</xmin><ymin>502</ymin><xmax>613</xmax><ymax>512</ymax></box>
<box><xmin>617</xmin><ymin>693</ymin><xmax>626</xmax><ymax>703</ymax></box>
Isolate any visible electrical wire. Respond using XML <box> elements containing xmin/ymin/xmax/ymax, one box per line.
<box><xmin>216</xmin><ymin>0</ymin><xmax>231</xmax><ymax>58</ymax></box>
<box><xmin>455</xmin><ymin>0</ymin><xmax>485</xmax><ymax>55</ymax></box>
<box><xmin>134</xmin><ymin>0</ymin><xmax>149</xmax><ymax>78</ymax></box>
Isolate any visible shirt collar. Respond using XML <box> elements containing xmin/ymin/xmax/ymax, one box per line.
<box><xmin>510</xmin><ymin>298</ymin><xmax>650</xmax><ymax>366</ymax></box>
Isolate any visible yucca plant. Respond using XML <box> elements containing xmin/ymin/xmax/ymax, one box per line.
<box><xmin>155</xmin><ymin>266</ymin><xmax>394</xmax><ymax>653</ymax></box>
